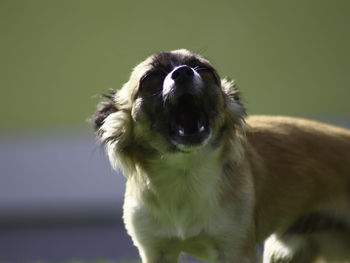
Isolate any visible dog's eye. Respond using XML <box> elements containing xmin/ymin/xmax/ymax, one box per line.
<box><xmin>139</xmin><ymin>72</ymin><xmax>165</xmax><ymax>92</ymax></box>
<box><xmin>195</xmin><ymin>66</ymin><xmax>218</xmax><ymax>84</ymax></box>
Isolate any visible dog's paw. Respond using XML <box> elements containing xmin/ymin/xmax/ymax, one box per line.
<box><xmin>263</xmin><ymin>234</ymin><xmax>298</xmax><ymax>263</ymax></box>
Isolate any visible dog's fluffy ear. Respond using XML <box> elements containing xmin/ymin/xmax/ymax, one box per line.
<box><xmin>221</xmin><ymin>78</ymin><xmax>246</xmax><ymax>131</ymax></box>
<box><xmin>91</xmin><ymin>93</ymin><xmax>117</xmax><ymax>132</ymax></box>
<box><xmin>91</xmin><ymin>89</ymin><xmax>134</xmax><ymax>172</ymax></box>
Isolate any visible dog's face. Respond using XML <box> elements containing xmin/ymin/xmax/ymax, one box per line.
<box><xmin>92</xmin><ymin>50</ymin><xmax>245</xmax><ymax>169</ymax></box>
<box><xmin>132</xmin><ymin>49</ymin><xmax>226</xmax><ymax>151</ymax></box>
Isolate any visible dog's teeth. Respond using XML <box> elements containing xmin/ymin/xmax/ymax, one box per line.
<box><xmin>179</xmin><ymin>128</ymin><xmax>185</xmax><ymax>136</ymax></box>
<box><xmin>198</xmin><ymin>120</ymin><xmax>205</xmax><ymax>133</ymax></box>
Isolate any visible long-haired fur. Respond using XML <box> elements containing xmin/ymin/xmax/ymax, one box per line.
<box><xmin>92</xmin><ymin>49</ymin><xmax>350</xmax><ymax>263</ymax></box>
<box><xmin>92</xmin><ymin>59</ymin><xmax>245</xmax><ymax>175</ymax></box>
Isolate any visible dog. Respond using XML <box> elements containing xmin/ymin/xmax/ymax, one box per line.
<box><xmin>91</xmin><ymin>49</ymin><xmax>350</xmax><ymax>263</ymax></box>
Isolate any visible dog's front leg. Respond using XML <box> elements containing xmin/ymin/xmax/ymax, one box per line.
<box><xmin>215</xmin><ymin>227</ymin><xmax>258</xmax><ymax>263</ymax></box>
<box><xmin>210</xmin><ymin>242</ymin><xmax>255</xmax><ymax>262</ymax></box>
<box><xmin>137</xmin><ymin>240</ymin><xmax>181</xmax><ymax>263</ymax></box>
<box><xmin>139</xmin><ymin>251</ymin><xmax>179</xmax><ymax>263</ymax></box>
<box><xmin>216</xmin><ymin>247</ymin><xmax>258</xmax><ymax>263</ymax></box>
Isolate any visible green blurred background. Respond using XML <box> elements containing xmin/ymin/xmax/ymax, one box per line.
<box><xmin>1</xmin><ymin>0</ymin><xmax>350</xmax><ymax>134</ymax></box>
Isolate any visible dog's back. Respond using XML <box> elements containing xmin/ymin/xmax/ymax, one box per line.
<box><xmin>245</xmin><ymin>116</ymin><xmax>350</xmax><ymax>262</ymax></box>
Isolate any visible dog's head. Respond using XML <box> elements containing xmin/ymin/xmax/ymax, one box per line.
<box><xmin>92</xmin><ymin>49</ymin><xmax>245</xmax><ymax>172</ymax></box>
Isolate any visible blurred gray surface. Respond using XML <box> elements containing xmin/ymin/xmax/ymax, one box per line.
<box><xmin>0</xmin><ymin>132</ymin><xmax>124</xmax><ymax>223</ymax></box>
<box><xmin>0</xmin><ymin>223</ymin><xmax>138</xmax><ymax>262</ymax></box>
<box><xmin>0</xmin><ymin>132</ymin><xmax>139</xmax><ymax>261</ymax></box>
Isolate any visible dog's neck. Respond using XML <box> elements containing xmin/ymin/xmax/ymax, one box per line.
<box><xmin>123</xmin><ymin>135</ymin><xmax>245</xmax><ymax>239</ymax></box>
<box><xmin>148</xmin><ymin>146</ymin><xmax>223</xmax><ymax>187</ymax></box>
<box><xmin>131</xmin><ymin>132</ymin><xmax>243</xmax><ymax>194</ymax></box>
<box><xmin>135</xmin><ymin>146</ymin><xmax>224</xmax><ymax>237</ymax></box>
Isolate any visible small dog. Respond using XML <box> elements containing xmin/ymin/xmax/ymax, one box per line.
<box><xmin>92</xmin><ymin>49</ymin><xmax>350</xmax><ymax>263</ymax></box>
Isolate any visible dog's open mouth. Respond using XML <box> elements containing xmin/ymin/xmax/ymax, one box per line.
<box><xmin>169</xmin><ymin>94</ymin><xmax>210</xmax><ymax>147</ymax></box>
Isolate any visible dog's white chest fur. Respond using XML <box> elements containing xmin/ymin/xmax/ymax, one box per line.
<box><xmin>124</xmin><ymin>148</ymin><xmax>224</xmax><ymax>241</ymax></box>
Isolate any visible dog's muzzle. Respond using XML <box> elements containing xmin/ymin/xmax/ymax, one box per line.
<box><xmin>163</xmin><ymin>65</ymin><xmax>210</xmax><ymax>148</ymax></box>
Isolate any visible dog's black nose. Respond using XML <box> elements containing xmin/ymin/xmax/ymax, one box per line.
<box><xmin>171</xmin><ymin>65</ymin><xmax>194</xmax><ymax>82</ymax></box>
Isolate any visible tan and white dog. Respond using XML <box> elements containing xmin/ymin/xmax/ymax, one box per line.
<box><xmin>92</xmin><ymin>49</ymin><xmax>350</xmax><ymax>263</ymax></box>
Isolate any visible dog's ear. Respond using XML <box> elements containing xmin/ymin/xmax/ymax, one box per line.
<box><xmin>91</xmin><ymin>93</ymin><xmax>117</xmax><ymax>132</ymax></box>
<box><xmin>91</xmin><ymin>89</ymin><xmax>134</xmax><ymax>172</ymax></box>
<box><xmin>221</xmin><ymin>78</ymin><xmax>246</xmax><ymax>130</ymax></box>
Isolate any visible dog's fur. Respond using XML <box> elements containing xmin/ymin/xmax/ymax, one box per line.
<box><xmin>92</xmin><ymin>49</ymin><xmax>350</xmax><ymax>263</ymax></box>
